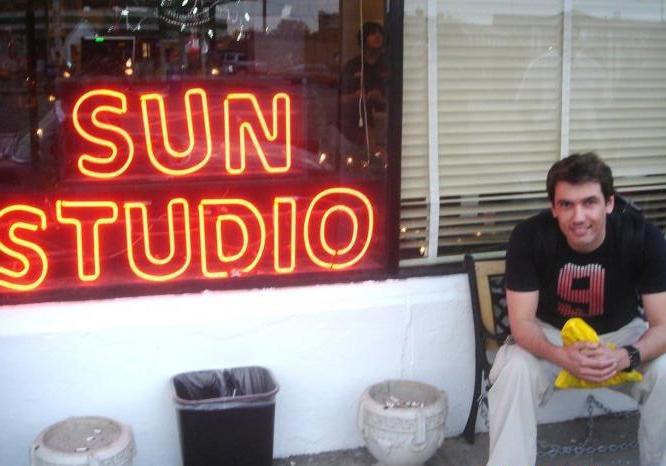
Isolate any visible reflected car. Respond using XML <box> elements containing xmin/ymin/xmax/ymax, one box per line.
<box><xmin>284</xmin><ymin>64</ymin><xmax>338</xmax><ymax>87</ymax></box>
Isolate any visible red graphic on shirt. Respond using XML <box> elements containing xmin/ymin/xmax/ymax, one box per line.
<box><xmin>557</xmin><ymin>263</ymin><xmax>605</xmax><ymax>317</ymax></box>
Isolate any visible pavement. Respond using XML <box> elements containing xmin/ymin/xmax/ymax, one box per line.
<box><xmin>274</xmin><ymin>412</ymin><xmax>640</xmax><ymax>465</ymax></box>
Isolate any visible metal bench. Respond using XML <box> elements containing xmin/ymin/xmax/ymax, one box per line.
<box><xmin>462</xmin><ymin>254</ymin><xmax>508</xmax><ymax>443</ymax></box>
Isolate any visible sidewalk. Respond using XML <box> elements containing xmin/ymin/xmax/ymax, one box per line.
<box><xmin>274</xmin><ymin>412</ymin><xmax>639</xmax><ymax>465</ymax></box>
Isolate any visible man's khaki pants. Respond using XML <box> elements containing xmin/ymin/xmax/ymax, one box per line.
<box><xmin>487</xmin><ymin>318</ymin><xmax>666</xmax><ymax>466</ymax></box>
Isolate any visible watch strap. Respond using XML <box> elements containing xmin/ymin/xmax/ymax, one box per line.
<box><xmin>622</xmin><ymin>345</ymin><xmax>641</xmax><ymax>372</ymax></box>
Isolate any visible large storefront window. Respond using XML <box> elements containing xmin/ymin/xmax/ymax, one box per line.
<box><xmin>0</xmin><ymin>0</ymin><xmax>396</xmax><ymax>303</ymax></box>
<box><xmin>401</xmin><ymin>0</ymin><xmax>666</xmax><ymax>264</ymax></box>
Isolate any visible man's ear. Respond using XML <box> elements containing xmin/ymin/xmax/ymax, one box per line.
<box><xmin>606</xmin><ymin>194</ymin><xmax>615</xmax><ymax>214</ymax></box>
<box><xmin>550</xmin><ymin>202</ymin><xmax>557</xmax><ymax>218</ymax></box>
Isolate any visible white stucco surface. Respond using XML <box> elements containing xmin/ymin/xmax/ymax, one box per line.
<box><xmin>0</xmin><ymin>274</ymin><xmax>635</xmax><ymax>466</ymax></box>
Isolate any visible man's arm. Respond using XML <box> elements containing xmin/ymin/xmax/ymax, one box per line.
<box><xmin>619</xmin><ymin>291</ymin><xmax>666</xmax><ymax>368</ymax></box>
<box><xmin>507</xmin><ymin>289</ymin><xmax>559</xmax><ymax>360</ymax></box>
<box><xmin>507</xmin><ymin>289</ymin><xmax>617</xmax><ymax>383</ymax></box>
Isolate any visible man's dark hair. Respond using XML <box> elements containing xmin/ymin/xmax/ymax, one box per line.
<box><xmin>358</xmin><ymin>21</ymin><xmax>384</xmax><ymax>47</ymax></box>
<box><xmin>546</xmin><ymin>152</ymin><xmax>614</xmax><ymax>202</ymax></box>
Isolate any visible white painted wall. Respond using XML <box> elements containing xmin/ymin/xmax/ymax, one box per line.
<box><xmin>0</xmin><ymin>275</ymin><xmax>635</xmax><ymax>466</ymax></box>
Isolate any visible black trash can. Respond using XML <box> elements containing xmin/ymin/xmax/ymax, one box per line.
<box><xmin>172</xmin><ymin>366</ymin><xmax>279</xmax><ymax>466</ymax></box>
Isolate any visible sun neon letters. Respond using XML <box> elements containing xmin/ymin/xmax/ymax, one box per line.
<box><xmin>72</xmin><ymin>88</ymin><xmax>291</xmax><ymax>178</ymax></box>
<box><xmin>224</xmin><ymin>93</ymin><xmax>291</xmax><ymax>174</ymax></box>
<box><xmin>141</xmin><ymin>89</ymin><xmax>213</xmax><ymax>176</ymax></box>
<box><xmin>72</xmin><ymin>89</ymin><xmax>135</xmax><ymax>179</ymax></box>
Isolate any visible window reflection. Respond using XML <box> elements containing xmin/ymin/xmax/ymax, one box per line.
<box><xmin>0</xmin><ymin>0</ymin><xmax>389</xmax><ymax>188</ymax></box>
<box><xmin>338</xmin><ymin>21</ymin><xmax>388</xmax><ymax>171</ymax></box>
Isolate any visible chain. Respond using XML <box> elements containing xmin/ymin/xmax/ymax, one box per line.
<box><xmin>537</xmin><ymin>394</ymin><xmax>639</xmax><ymax>458</ymax></box>
<box><xmin>478</xmin><ymin>390</ymin><xmax>638</xmax><ymax>458</ymax></box>
<box><xmin>478</xmin><ymin>389</ymin><xmax>489</xmax><ymax>432</ymax></box>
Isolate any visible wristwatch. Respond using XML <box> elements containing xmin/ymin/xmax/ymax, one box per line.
<box><xmin>622</xmin><ymin>345</ymin><xmax>641</xmax><ymax>372</ymax></box>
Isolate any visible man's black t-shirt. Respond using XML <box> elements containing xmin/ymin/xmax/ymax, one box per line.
<box><xmin>505</xmin><ymin>210</ymin><xmax>666</xmax><ymax>334</ymax></box>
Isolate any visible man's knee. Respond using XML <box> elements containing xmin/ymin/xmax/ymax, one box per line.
<box><xmin>491</xmin><ymin>344</ymin><xmax>542</xmax><ymax>384</ymax></box>
<box><xmin>644</xmin><ymin>352</ymin><xmax>666</xmax><ymax>385</ymax></box>
<box><xmin>632</xmin><ymin>353</ymin><xmax>666</xmax><ymax>405</ymax></box>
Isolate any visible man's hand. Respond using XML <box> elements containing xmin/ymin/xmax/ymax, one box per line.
<box><xmin>559</xmin><ymin>342</ymin><xmax>625</xmax><ymax>383</ymax></box>
<box><xmin>507</xmin><ymin>290</ymin><xmax>631</xmax><ymax>382</ymax></box>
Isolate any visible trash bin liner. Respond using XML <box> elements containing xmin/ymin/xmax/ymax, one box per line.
<box><xmin>172</xmin><ymin>366</ymin><xmax>279</xmax><ymax>466</ymax></box>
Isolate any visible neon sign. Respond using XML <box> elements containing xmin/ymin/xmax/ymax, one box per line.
<box><xmin>0</xmin><ymin>82</ymin><xmax>386</xmax><ymax>297</ymax></box>
<box><xmin>66</xmin><ymin>86</ymin><xmax>292</xmax><ymax>179</ymax></box>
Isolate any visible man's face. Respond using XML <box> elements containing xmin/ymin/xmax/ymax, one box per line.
<box><xmin>366</xmin><ymin>30</ymin><xmax>384</xmax><ymax>49</ymax></box>
<box><xmin>551</xmin><ymin>181</ymin><xmax>614</xmax><ymax>253</ymax></box>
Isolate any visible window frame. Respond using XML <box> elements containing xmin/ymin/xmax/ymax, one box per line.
<box><xmin>0</xmin><ymin>0</ymin><xmax>409</xmax><ymax>306</ymax></box>
<box><xmin>400</xmin><ymin>0</ymin><xmax>666</xmax><ymax>267</ymax></box>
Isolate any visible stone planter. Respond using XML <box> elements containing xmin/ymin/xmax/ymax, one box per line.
<box><xmin>358</xmin><ymin>380</ymin><xmax>447</xmax><ymax>466</ymax></box>
<box><xmin>30</xmin><ymin>416</ymin><xmax>135</xmax><ymax>466</ymax></box>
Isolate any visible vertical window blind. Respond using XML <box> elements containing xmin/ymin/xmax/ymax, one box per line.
<box><xmin>401</xmin><ymin>0</ymin><xmax>666</xmax><ymax>265</ymax></box>
<box><xmin>569</xmin><ymin>2</ymin><xmax>666</xmax><ymax>227</ymax></box>
<box><xmin>401</xmin><ymin>1</ymin><xmax>431</xmax><ymax>258</ymax></box>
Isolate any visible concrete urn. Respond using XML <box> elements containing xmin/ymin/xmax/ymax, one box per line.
<box><xmin>358</xmin><ymin>380</ymin><xmax>447</xmax><ymax>466</ymax></box>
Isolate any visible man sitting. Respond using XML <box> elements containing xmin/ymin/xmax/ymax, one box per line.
<box><xmin>487</xmin><ymin>152</ymin><xmax>666</xmax><ymax>465</ymax></box>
